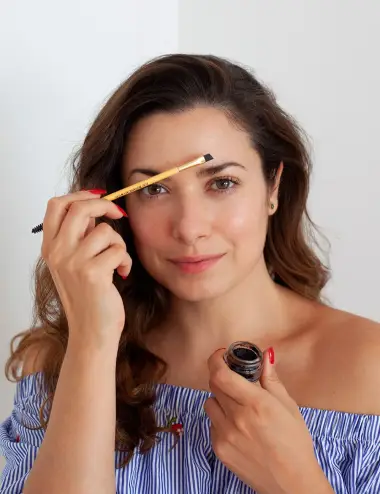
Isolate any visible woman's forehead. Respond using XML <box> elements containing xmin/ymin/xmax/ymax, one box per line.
<box><xmin>123</xmin><ymin>107</ymin><xmax>256</xmax><ymax>175</ymax></box>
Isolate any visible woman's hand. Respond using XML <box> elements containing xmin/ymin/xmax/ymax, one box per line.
<box><xmin>41</xmin><ymin>190</ymin><xmax>131</xmax><ymax>349</ymax></box>
<box><xmin>204</xmin><ymin>348</ymin><xmax>334</xmax><ymax>494</ymax></box>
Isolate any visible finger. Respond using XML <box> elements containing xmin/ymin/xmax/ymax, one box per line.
<box><xmin>42</xmin><ymin>190</ymin><xmax>105</xmax><ymax>247</ymax></box>
<box><xmin>90</xmin><ymin>243</ymin><xmax>132</xmax><ymax>280</ymax></box>
<box><xmin>58</xmin><ymin>199</ymin><xmax>126</xmax><ymax>250</ymax></box>
<box><xmin>208</xmin><ymin>349</ymin><xmax>263</xmax><ymax>406</ymax></box>
<box><xmin>209</xmin><ymin>386</ymin><xmax>245</xmax><ymax>419</ymax></box>
<box><xmin>76</xmin><ymin>223</ymin><xmax>127</xmax><ymax>261</ymax></box>
<box><xmin>204</xmin><ymin>397</ymin><xmax>227</xmax><ymax>430</ymax></box>
<box><xmin>83</xmin><ymin>217</ymin><xmax>96</xmax><ymax>238</ymax></box>
<box><xmin>79</xmin><ymin>223</ymin><xmax>129</xmax><ymax>278</ymax></box>
<box><xmin>260</xmin><ymin>347</ymin><xmax>298</xmax><ymax>414</ymax></box>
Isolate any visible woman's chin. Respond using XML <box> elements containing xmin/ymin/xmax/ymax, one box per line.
<box><xmin>163</xmin><ymin>279</ymin><xmax>229</xmax><ymax>303</ymax></box>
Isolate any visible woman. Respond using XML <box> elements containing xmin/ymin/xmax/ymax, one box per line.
<box><xmin>1</xmin><ymin>53</ymin><xmax>380</xmax><ymax>494</ymax></box>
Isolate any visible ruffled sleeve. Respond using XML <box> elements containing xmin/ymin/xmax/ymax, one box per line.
<box><xmin>0</xmin><ymin>373</ymin><xmax>47</xmax><ymax>494</ymax></box>
<box><xmin>301</xmin><ymin>407</ymin><xmax>380</xmax><ymax>493</ymax></box>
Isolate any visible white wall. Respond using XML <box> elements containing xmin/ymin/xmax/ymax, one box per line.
<box><xmin>0</xmin><ymin>0</ymin><xmax>178</xmax><ymax>472</ymax></box>
<box><xmin>179</xmin><ymin>0</ymin><xmax>380</xmax><ymax>321</ymax></box>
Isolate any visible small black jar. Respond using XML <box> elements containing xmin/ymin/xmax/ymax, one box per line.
<box><xmin>224</xmin><ymin>341</ymin><xmax>263</xmax><ymax>383</ymax></box>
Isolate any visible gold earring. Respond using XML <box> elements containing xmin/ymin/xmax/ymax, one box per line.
<box><xmin>270</xmin><ymin>203</ymin><xmax>275</xmax><ymax>210</ymax></box>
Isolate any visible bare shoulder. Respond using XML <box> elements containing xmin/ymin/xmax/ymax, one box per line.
<box><xmin>317</xmin><ymin>305</ymin><xmax>380</xmax><ymax>356</ymax></box>
<box><xmin>308</xmin><ymin>305</ymin><xmax>380</xmax><ymax>414</ymax></box>
<box><xmin>318</xmin><ymin>305</ymin><xmax>380</xmax><ymax>344</ymax></box>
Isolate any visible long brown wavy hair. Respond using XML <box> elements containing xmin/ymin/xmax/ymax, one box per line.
<box><xmin>5</xmin><ymin>53</ymin><xmax>330</xmax><ymax>466</ymax></box>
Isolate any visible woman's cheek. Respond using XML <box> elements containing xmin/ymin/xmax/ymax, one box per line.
<box><xmin>129</xmin><ymin>207</ymin><xmax>168</xmax><ymax>251</ymax></box>
<box><xmin>221</xmin><ymin>197</ymin><xmax>267</xmax><ymax>238</ymax></box>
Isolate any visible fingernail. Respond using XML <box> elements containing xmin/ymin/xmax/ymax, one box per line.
<box><xmin>90</xmin><ymin>189</ymin><xmax>107</xmax><ymax>195</ymax></box>
<box><xmin>80</xmin><ymin>188</ymin><xmax>107</xmax><ymax>195</ymax></box>
<box><xmin>116</xmin><ymin>205</ymin><xmax>128</xmax><ymax>217</ymax></box>
<box><xmin>268</xmin><ymin>347</ymin><xmax>275</xmax><ymax>365</ymax></box>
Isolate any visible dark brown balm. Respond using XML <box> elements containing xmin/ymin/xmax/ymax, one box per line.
<box><xmin>224</xmin><ymin>341</ymin><xmax>263</xmax><ymax>382</ymax></box>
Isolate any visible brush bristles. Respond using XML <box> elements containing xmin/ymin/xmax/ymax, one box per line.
<box><xmin>32</xmin><ymin>223</ymin><xmax>43</xmax><ymax>234</ymax></box>
<box><xmin>204</xmin><ymin>153</ymin><xmax>213</xmax><ymax>162</ymax></box>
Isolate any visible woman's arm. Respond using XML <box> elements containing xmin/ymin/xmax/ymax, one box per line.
<box><xmin>23</xmin><ymin>339</ymin><xmax>118</xmax><ymax>494</ymax></box>
<box><xmin>21</xmin><ymin>190</ymin><xmax>130</xmax><ymax>494</ymax></box>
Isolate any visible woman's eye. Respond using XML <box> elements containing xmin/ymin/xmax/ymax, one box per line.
<box><xmin>141</xmin><ymin>184</ymin><xmax>167</xmax><ymax>196</ymax></box>
<box><xmin>210</xmin><ymin>178</ymin><xmax>236</xmax><ymax>190</ymax></box>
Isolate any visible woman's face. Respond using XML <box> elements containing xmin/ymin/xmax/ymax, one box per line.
<box><xmin>123</xmin><ymin>106</ymin><xmax>277</xmax><ymax>301</ymax></box>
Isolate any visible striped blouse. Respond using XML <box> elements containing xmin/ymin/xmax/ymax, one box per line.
<box><xmin>1</xmin><ymin>372</ymin><xmax>380</xmax><ymax>493</ymax></box>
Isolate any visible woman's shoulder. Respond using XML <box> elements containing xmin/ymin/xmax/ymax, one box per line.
<box><xmin>314</xmin><ymin>305</ymin><xmax>380</xmax><ymax>357</ymax></box>
<box><xmin>308</xmin><ymin>305</ymin><xmax>380</xmax><ymax>414</ymax></box>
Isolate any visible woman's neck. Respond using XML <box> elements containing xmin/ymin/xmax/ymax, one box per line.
<box><xmin>150</xmin><ymin>260</ymin><xmax>308</xmax><ymax>365</ymax></box>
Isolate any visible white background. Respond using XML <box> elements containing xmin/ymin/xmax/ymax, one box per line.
<box><xmin>1</xmin><ymin>0</ymin><xmax>379</xmax><ymax>473</ymax></box>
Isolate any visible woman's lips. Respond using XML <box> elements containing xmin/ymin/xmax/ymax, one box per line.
<box><xmin>168</xmin><ymin>254</ymin><xmax>225</xmax><ymax>274</ymax></box>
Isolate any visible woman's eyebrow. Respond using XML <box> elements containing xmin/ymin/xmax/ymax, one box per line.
<box><xmin>127</xmin><ymin>162</ymin><xmax>247</xmax><ymax>180</ymax></box>
<box><xmin>196</xmin><ymin>162</ymin><xmax>247</xmax><ymax>177</ymax></box>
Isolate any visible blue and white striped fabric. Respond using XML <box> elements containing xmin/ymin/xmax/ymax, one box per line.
<box><xmin>1</xmin><ymin>373</ymin><xmax>380</xmax><ymax>493</ymax></box>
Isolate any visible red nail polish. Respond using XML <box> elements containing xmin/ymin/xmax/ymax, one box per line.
<box><xmin>116</xmin><ymin>205</ymin><xmax>128</xmax><ymax>217</ymax></box>
<box><xmin>268</xmin><ymin>347</ymin><xmax>275</xmax><ymax>365</ymax></box>
<box><xmin>89</xmin><ymin>189</ymin><xmax>107</xmax><ymax>195</ymax></box>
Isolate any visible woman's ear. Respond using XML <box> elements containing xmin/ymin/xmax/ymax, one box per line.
<box><xmin>268</xmin><ymin>162</ymin><xmax>284</xmax><ymax>215</ymax></box>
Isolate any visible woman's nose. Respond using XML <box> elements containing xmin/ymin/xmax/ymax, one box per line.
<box><xmin>171</xmin><ymin>196</ymin><xmax>212</xmax><ymax>246</ymax></box>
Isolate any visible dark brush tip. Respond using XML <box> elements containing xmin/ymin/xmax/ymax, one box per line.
<box><xmin>204</xmin><ymin>153</ymin><xmax>213</xmax><ymax>162</ymax></box>
<box><xmin>32</xmin><ymin>223</ymin><xmax>43</xmax><ymax>234</ymax></box>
